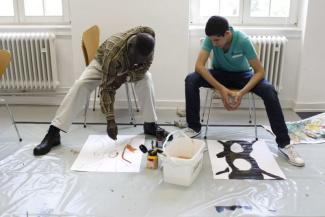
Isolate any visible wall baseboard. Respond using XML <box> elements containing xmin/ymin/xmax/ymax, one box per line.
<box><xmin>1</xmin><ymin>95</ymin><xmax>296</xmax><ymax>110</ymax></box>
<box><xmin>293</xmin><ymin>101</ymin><xmax>325</xmax><ymax>112</ymax></box>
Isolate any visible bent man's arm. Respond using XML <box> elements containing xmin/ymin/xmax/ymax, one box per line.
<box><xmin>240</xmin><ymin>58</ymin><xmax>265</xmax><ymax>95</ymax></box>
<box><xmin>195</xmin><ymin>49</ymin><xmax>233</xmax><ymax>110</ymax></box>
<box><xmin>195</xmin><ymin>50</ymin><xmax>225</xmax><ymax>91</ymax></box>
<box><xmin>129</xmin><ymin>53</ymin><xmax>153</xmax><ymax>82</ymax></box>
<box><xmin>100</xmin><ymin>88</ymin><xmax>116</xmax><ymax>121</ymax></box>
<box><xmin>231</xmin><ymin>58</ymin><xmax>265</xmax><ymax>110</ymax></box>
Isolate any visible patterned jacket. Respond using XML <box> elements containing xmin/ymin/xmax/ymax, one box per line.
<box><xmin>95</xmin><ymin>26</ymin><xmax>155</xmax><ymax>121</ymax></box>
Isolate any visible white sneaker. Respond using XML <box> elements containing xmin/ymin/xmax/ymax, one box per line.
<box><xmin>279</xmin><ymin>144</ymin><xmax>305</xmax><ymax>167</ymax></box>
<box><xmin>183</xmin><ymin>127</ymin><xmax>201</xmax><ymax>138</ymax></box>
<box><xmin>174</xmin><ymin>119</ymin><xmax>188</xmax><ymax>129</ymax></box>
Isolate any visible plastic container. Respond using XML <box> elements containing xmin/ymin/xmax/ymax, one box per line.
<box><xmin>160</xmin><ymin>131</ymin><xmax>205</xmax><ymax>186</ymax></box>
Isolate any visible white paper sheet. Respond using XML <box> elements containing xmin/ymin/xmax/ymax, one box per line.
<box><xmin>71</xmin><ymin>135</ymin><xmax>145</xmax><ymax>172</ymax></box>
<box><xmin>207</xmin><ymin>139</ymin><xmax>286</xmax><ymax>180</ymax></box>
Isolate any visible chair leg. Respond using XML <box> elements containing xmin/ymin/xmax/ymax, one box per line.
<box><xmin>252</xmin><ymin>93</ymin><xmax>258</xmax><ymax>141</ymax></box>
<box><xmin>248</xmin><ymin>92</ymin><xmax>252</xmax><ymax>124</ymax></box>
<box><xmin>92</xmin><ymin>87</ymin><xmax>97</xmax><ymax>111</ymax></box>
<box><xmin>204</xmin><ymin>92</ymin><xmax>213</xmax><ymax>139</ymax></box>
<box><xmin>84</xmin><ymin>98</ymin><xmax>90</xmax><ymax>128</ymax></box>
<box><xmin>125</xmin><ymin>83</ymin><xmax>136</xmax><ymax>127</ymax></box>
<box><xmin>201</xmin><ymin>88</ymin><xmax>210</xmax><ymax>123</ymax></box>
<box><xmin>4</xmin><ymin>101</ymin><xmax>22</xmax><ymax>142</ymax></box>
<box><xmin>130</xmin><ymin>83</ymin><xmax>139</xmax><ymax>112</ymax></box>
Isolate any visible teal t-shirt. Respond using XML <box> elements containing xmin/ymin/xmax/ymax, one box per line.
<box><xmin>202</xmin><ymin>27</ymin><xmax>257</xmax><ymax>72</ymax></box>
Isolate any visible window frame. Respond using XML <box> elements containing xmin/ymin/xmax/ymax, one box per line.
<box><xmin>0</xmin><ymin>0</ymin><xmax>70</xmax><ymax>25</ymax></box>
<box><xmin>243</xmin><ymin>0</ymin><xmax>299</xmax><ymax>26</ymax></box>
<box><xmin>189</xmin><ymin>0</ymin><xmax>299</xmax><ymax>26</ymax></box>
<box><xmin>190</xmin><ymin>0</ymin><xmax>244</xmax><ymax>25</ymax></box>
<box><xmin>0</xmin><ymin>0</ymin><xmax>18</xmax><ymax>23</ymax></box>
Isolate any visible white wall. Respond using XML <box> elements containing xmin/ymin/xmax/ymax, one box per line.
<box><xmin>294</xmin><ymin>0</ymin><xmax>325</xmax><ymax>111</ymax></box>
<box><xmin>67</xmin><ymin>0</ymin><xmax>307</xmax><ymax>110</ymax></box>
<box><xmin>3</xmin><ymin>0</ymin><xmax>325</xmax><ymax>112</ymax></box>
<box><xmin>69</xmin><ymin>0</ymin><xmax>189</xmax><ymax>109</ymax></box>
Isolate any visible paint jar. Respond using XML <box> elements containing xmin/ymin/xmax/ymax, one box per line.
<box><xmin>146</xmin><ymin>151</ymin><xmax>158</xmax><ymax>169</ymax></box>
<box><xmin>156</xmin><ymin>128</ymin><xmax>165</xmax><ymax>148</ymax></box>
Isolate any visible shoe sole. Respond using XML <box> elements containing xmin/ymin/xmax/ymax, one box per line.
<box><xmin>33</xmin><ymin>142</ymin><xmax>61</xmax><ymax>156</ymax></box>
<box><xmin>287</xmin><ymin>159</ymin><xmax>305</xmax><ymax>167</ymax></box>
<box><xmin>190</xmin><ymin>131</ymin><xmax>201</xmax><ymax>138</ymax></box>
<box><xmin>278</xmin><ymin>150</ymin><xmax>305</xmax><ymax>167</ymax></box>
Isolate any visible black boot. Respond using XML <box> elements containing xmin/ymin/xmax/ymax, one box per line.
<box><xmin>143</xmin><ymin>122</ymin><xmax>173</xmax><ymax>141</ymax></box>
<box><xmin>33</xmin><ymin>126</ymin><xmax>61</xmax><ymax>156</ymax></box>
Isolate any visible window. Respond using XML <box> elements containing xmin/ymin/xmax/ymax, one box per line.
<box><xmin>0</xmin><ymin>0</ymin><xmax>15</xmax><ymax>17</ymax></box>
<box><xmin>190</xmin><ymin>0</ymin><xmax>298</xmax><ymax>26</ymax></box>
<box><xmin>0</xmin><ymin>0</ymin><xmax>70</xmax><ymax>24</ymax></box>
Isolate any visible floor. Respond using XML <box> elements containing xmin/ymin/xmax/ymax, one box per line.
<box><xmin>1</xmin><ymin>105</ymin><xmax>324</xmax><ymax>216</ymax></box>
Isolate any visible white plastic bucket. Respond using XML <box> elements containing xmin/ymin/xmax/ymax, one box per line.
<box><xmin>161</xmin><ymin>131</ymin><xmax>205</xmax><ymax>186</ymax></box>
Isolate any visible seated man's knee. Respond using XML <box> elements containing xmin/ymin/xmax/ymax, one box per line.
<box><xmin>134</xmin><ymin>72</ymin><xmax>153</xmax><ymax>88</ymax></box>
<box><xmin>185</xmin><ymin>72</ymin><xmax>200</xmax><ymax>85</ymax></box>
<box><xmin>73</xmin><ymin>78</ymin><xmax>95</xmax><ymax>91</ymax></box>
<box><xmin>74</xmin><ymin>79</ymin><xmax>87</xmax><ymax>87</ymax></box>
<box><xmin>260</xmin><ymin>83</ymin><xmax>278</xmax><ymax>100</ymax></box>
<box><xmin>143</xmin><ymin>71</ymin><xmax>152</xmax><ymax>81</ymax></box>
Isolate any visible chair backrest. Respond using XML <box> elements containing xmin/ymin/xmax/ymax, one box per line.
<box><xmin>81</xmin><ymin>25</ymin><xmax>100</xmax><ymax>66</ymax></box>
<box><xmin>0</xmin><ymin>49</ymin><xmax>11</xmax><ymax>78</ymax></box>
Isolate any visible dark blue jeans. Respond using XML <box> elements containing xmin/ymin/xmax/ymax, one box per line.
<box><xmin>185</xmin><ymin>69</ymin><xmax>290</xmax><ymax>148</ymax></box>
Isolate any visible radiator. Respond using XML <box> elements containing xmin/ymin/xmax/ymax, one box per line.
<box><xmin>249</xmin><ymin>35</ymin><xmax>287</xmax><ymax>91</ymax></box>
<box><xmin>0</xmin><ymin>32</ymin><xmax>59</xmax><ymax>91</ymax></box>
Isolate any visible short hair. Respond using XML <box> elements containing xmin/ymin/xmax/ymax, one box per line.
<box><xmin>205</xmin><ymin>16</ymin><xmax>229</xmax><ymax>37</ymax></box>
<box><xmin>135</xmin><ymin>33</ymin><xmax>155</xmax><ymax>57</ymax></box>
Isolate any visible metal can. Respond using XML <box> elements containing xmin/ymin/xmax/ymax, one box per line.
<box><xmin>156</xmin><ymin>128</ymin><xmax>165</xmax><ymax>148</ymax></box>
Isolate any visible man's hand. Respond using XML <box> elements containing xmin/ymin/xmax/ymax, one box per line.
<box><xmin>229</xmin><ymin>90</ymin><xmax>244</xmax><ymax>110</ymax></box>
<box><xmin>107</xmin><ymin>119</ymin><xmax>118</xmax><ymax>140</ymax></box>
<box><xmin>219</xmin><ymin>87</ymin><xmax>234</xmax><ymax>111</ymax></box>
<box><xmin>219</xmin><ymin>88</ymin><xmax>243</xmax><ymax>111</ymax></box>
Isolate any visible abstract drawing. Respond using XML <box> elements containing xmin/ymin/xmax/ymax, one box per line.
<box><xmin>207</xmin><ymin>139</ymin><xmax>286</xmax><ymax>180</ymax></box>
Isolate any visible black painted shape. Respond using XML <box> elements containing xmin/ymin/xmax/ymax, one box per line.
<box><xmin>215</xmin><ymin>167</ymin><xmax>230</xmax><ymax>175</ymax></box>
<box><xmin>215</xmin><ymin>205</ymin><xmax>252</xmax><ymax>213</ymax></box>
<box><xmin>215</xmin><ymin>140</ymin><xmax>283</xmax><ymax>180</ymax></box>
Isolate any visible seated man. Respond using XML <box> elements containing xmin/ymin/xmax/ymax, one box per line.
<box><xmin>34</xmin><ymin>26</ymin><xmax>169</xmax><ymax>156</ymax></box>
<box><xmin>184</xmin><ymin>16</ymin><xmax>304</xmax><ymax>167</ymax></box>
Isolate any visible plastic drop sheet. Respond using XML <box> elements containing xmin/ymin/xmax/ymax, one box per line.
<box><xmin>1</xmin><ymin>125</ymin><xmax>325</xmax><ymax>216</ymax></box>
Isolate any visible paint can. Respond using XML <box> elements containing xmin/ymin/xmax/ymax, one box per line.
<box><xmin>146</xmin><ymin>150</ymin><xmax>158</xmax><ymax>169</ymax></box>
<box><xmin>156</xmin><ymin>128</ymin><xmax>165</xmax><ymax>148</ymax></box>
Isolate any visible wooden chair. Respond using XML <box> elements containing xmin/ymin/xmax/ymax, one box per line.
<box><xmin>81</xmin><ymin>25</ymin><xmax>138</xmax><ymax>127</ymax></box>
<box><xmin>0</xmin><ymin>49</ymin><xmax>22</xmax><ymax>141</ymax></box>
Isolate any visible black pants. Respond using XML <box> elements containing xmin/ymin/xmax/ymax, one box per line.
<box><xmin>185</xmin><ymin>69</ymin><xmax>290</xmax><ymax>148</ymax></box>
